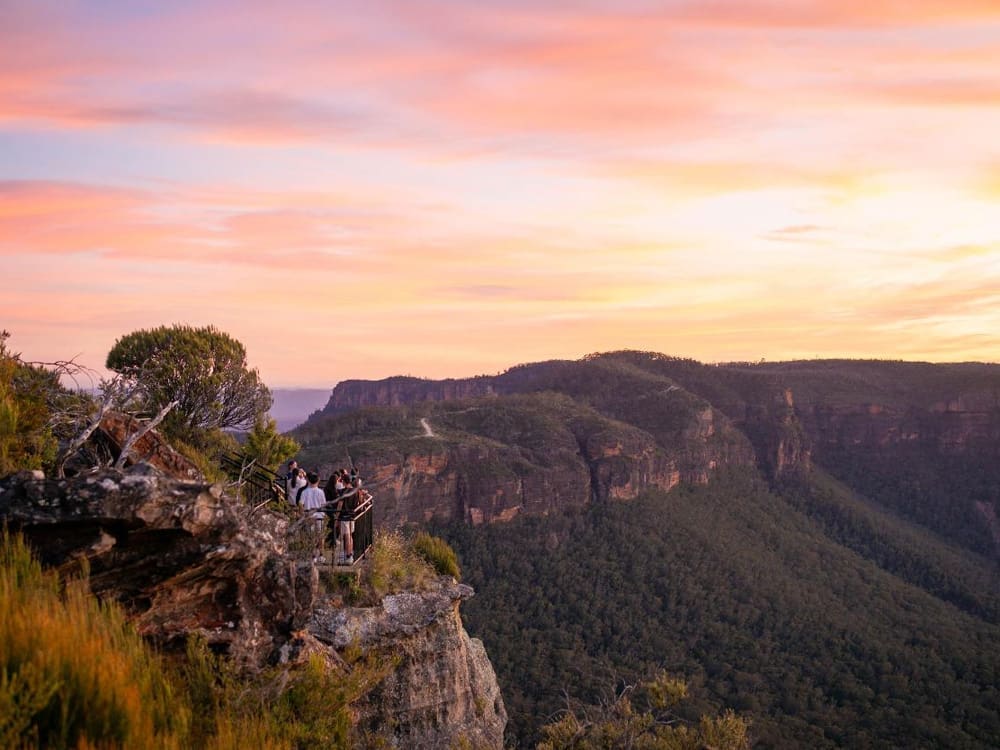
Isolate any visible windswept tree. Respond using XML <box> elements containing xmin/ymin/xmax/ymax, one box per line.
<box><xmin>105</xmin><ymin>325</ymin><xmax>271</xmax><ymax>450</ymax></box>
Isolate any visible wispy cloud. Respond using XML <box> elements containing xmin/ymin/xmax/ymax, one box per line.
<box><xmin>3</xmin><ymin>1</ymin><xmax>1000</xmax><ymax>383</ymax></box>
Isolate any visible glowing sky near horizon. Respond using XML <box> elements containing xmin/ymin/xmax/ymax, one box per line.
<box><xmin>3</xmin><ymin>0</ymin><xmax>1000</xmax><ymax>388</ymax></box>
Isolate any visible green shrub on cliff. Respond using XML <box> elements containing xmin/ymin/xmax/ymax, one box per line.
<box><xmin>367</xmin><ymin>530</ymin><xmax>436</xmax><ymax>599</ymax></box>
<box><xmin>182</xmin><ymin>635</ymin><xmax>390</xmax><ymax>750</ymax></box>
<box><xmin>0</xmin><ymin>331</ymin><xmax>60</xmax><ymax>475</ymax></box>
<box><xmin>412</xmin><ymin>532</ymin><xmax>461</xmax><ymax>580</ymax></box>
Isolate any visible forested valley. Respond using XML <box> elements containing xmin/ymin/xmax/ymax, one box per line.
<box><xmin>435</xmin><ymin>467</ymin><xmax>1000</xmax><ymax>748</ymax></box>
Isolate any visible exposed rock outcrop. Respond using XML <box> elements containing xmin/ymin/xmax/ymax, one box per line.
<box><xmin>797</xmin><ymin>400</ymin><xmax>1000</xmax><ymax>453</ymax></box>
<box><xmin>739</xmin><ymin>388</ymin><xmax>811</xmax><ymax>478</ymax></box>
<box><xmin>325</xmin><ymin>376</ymin><xmax>498</xmax><ymax>414</ymax></box>
<box><xmin>96</xmin><ymin>412</ymin><xmax>204</xmax><ymax>479</ymax></box>
<box><xmin>311</xmin><ymin>579</ymin><xmax>506</xmax><ymax>749</ymax></box>
<box><xmin>0</xmin><ymin>465</ymin><xmax>506</xmax><ymax>748</ymax></box>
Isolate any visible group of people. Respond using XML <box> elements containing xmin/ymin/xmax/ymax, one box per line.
<box><xmin>284</xmin><ymin>459</ymin><xmax>370</xmax><ymax>565</ymax></box>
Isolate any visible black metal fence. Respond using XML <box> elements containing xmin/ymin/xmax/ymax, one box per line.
<box><xmin>218</xmin><ymin>452</ymin><xmax>374</xmax><ymax>566</ymax></box>
<box><xmin>218</xmin><ymin>452</ymin><xmax>285</xmax><ymax>505</ymax></box>
<box><xmin>347</xmin><ymin>494</ymin><xmax>374</xmax><ymax>563</ymax></box>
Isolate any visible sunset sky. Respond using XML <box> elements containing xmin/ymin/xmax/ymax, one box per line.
<box><xmin>3</xmin><ymin>1</ymin><xmax>1000</xmax><ymax>388</ymax></box>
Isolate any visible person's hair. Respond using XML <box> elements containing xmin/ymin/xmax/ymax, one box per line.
<box><xmin>306</xmin><ymin>472</ymin><xmax>319</xmax><ymax>484</ymax></box>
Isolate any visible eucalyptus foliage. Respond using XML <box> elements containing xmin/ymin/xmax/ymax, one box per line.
<box><xmin>106</xmin><ymin>325</ymin><xmax>271</xmax><ymax>448</ymax></box>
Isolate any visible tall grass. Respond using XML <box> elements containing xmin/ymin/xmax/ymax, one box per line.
<box><xmin>0</xmin><ymin>530</ymin><xmax>390</xmax><ymax>749</ymax></box>
<box><xmin>0</xmin><ymin>529</ymin><xmax>186</xmax><ymax>749</ymax></box>
<box><xmin>366</xmin><ymin>529</ymin><xmax>436</xmax><ymax>600</ymax></box>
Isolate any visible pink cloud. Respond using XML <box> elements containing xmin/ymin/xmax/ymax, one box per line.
<box><xmin>3</xmin><ymin>0</ymin><xmax>998</xmax><ymax>157</ymax></box>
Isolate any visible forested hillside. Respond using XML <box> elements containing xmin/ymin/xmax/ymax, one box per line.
<box><xmin>307</xmin><ymin>351</ymin><xmax>1000</xmax><ymax>560</ymax></box>
<box><xmin>297</xmin><ymin>352</ymin><xmax>1000</xmax><ymax>747</ymax></box>
<box><xmin>435</xmin><ymin>468</ymin><xmax>1000</xmax><ymax>748</ymax></box>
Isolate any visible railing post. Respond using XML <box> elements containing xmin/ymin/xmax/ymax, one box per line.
<box><xmin>352</xmin><ymin>500</ymin><xmax>373</xmax><ymax>562</ymax></box>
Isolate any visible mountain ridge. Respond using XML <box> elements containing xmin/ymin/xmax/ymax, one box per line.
<box><xmin>296</xmin><ymin>351</ymin><xmax>1000</xmax><ymax>558</ymax></box>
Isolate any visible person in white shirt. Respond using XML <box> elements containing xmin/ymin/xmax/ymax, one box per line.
<box><xmin>298</xmin><ymin>472</ymin><xmax>327</xmax><ymax>562</ymax></box>
<box><xmin>287</xmin><ymin>468</ymin><xmax>307</xmax><ymax>506</ymax></box>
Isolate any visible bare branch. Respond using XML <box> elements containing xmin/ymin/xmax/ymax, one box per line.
<box><xmin>54</xmin><ymin>398</ymin><xmax>114</xmax><ymax>478</ymax></box>
<box><xmin>113</xmin><ymin>399</ymin><xmax>179</xmax><ymax>469</ymax></box>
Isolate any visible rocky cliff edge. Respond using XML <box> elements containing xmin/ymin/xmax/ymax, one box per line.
<box><xmin>0</xmin><ymin>464</ymin><xmax>506</xmax><ymax>749</ymax></box>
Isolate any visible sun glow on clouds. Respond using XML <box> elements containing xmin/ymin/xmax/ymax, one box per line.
<box><xmin>2</xmin><ymin>1</ymin><xmax>1000</xmax><ymax>386</ymax></box>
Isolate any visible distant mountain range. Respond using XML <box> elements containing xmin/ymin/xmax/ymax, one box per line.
<box><xmin>268</xmin><ymin>388</ymin><xmax>330</xmax><ymax>432</ymax></box>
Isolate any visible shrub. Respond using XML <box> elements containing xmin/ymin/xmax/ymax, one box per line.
<box><xmin>411</xmin><ymin>532</ymin><xmax>461</xmax><ymax>580</ymax></box>
<box><xmin>366</xmin><ymin>530</ymin><xmax>436</xmax><ymax>600</ymax></box>
<box><xmin>537</xmin><ymin>671</ymin><xmax>750</xmax><ymax>750</ymax></box>
<box><xmin>0</xmin><ymin>531</ymin><xmax>385</xmax><ymax>749</ymax></box>
<box><xmin>0</xmin><ymin>332</ymin><xmax>60</xmax><ymax>475</ymax></box>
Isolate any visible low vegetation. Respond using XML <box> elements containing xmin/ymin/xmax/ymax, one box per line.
<box><xmin>366</xmin><ymin>529</ymin><xmax>444</xmax><ymax>600</ymax></box>
<box><xmin>0</xmin><ymin>530</ymin><xmax>389</xmax><ymax>749</ymax></box>
<box><xmin>0</xmin><ymin>529</ymin><xmax>187</xmax><ymax>749</ymax></box>
<box><xmin>411</xmin><ymin>531</ymin><xmax>461</xmax><ymax>579</ymax></box>
<box><xmin>538</xmin><ymin>671</ymin><xmax>749</xmax><ymax>750</ymax></box>
<box><xmin>0</xmin><ymin>331</ymin><xmax>65</xmax><ymax>475</ymax></box>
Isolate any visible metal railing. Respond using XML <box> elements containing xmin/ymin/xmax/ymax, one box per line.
<box><xmin>218</xmin><ymin>452</ymin><xmax>286</xmax><ymax>505</ymax></box>
<box><xmin>344</xmin><ymin>494</ymin><xmax>374</xmax><ymax>563</ymax></box>
<box><xmin>218</xmin><ymin>453</ymin><xmax>373</xmax><ymax>566</ymax></box>
<box><xmin>318</xmin><ymin>490</ymin><xmax>374</xmax><ymax>565</ymax></box>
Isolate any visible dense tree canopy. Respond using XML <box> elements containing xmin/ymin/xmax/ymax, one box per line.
<box><xmin>437</xmin><ymin>468</ymin><xmax>1000</xmax><ymax>748</ymax></box>
<box><xmin>105</xmin><ymin>325</ymin><xmax>271</xmax><ymax>448</ymax></box>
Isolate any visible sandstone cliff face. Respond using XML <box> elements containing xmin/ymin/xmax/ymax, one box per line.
<box><xmin>714</xmin><ymin>359</ymin><xmax>1000</xmax><ymax>456</ymax></box>
<box><xmin>304</xmin><ymin>358</ymin><xmax>799</xmax><ymax>522</ymax></box>
<box><xmin>299</xmin><ymin>397</ymin><xmax>752</xmax><ymax>528</ymax></box>
<box><xmin>349</xmin><ymin>443</ymin><xmax>592</xmax><ymax>527</ymax></box>
<box><xmin>798</xmin><ymin>401</ymin><xmax>1000</xmax><ymax>453</ymax></box>
<box><xmin>738</xmin><ymin>388</ymin><xmax>811</xmax><ymax>478</ymax></box>
<box><xmin>0</xmin><ymin>466</ymin><xmax>507</xmax><ymax>748</ymax></box>
<box><xmin>311</xmin><ymin>580</ymin><xmax>506</xmax><ymax>749</ymax></box>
